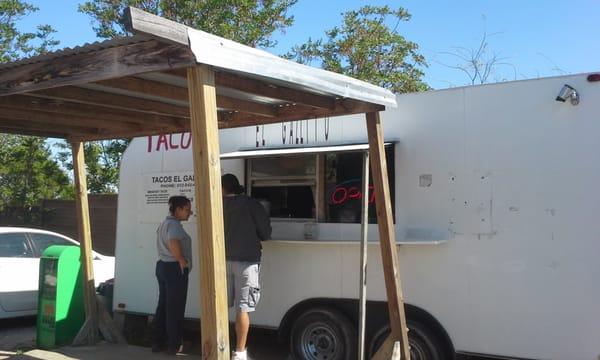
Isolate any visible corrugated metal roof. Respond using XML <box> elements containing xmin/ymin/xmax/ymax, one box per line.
<box><xmin>0</xmin><ymin>35</ymin><xmax>151</xmax><ymax>71</ymax></box>
<box><xmin>0</xmin><ymin>7</ymin><xmax>397</xmax><ymax>109</ymax></box>
<box><xmin>126</xmin><ymin>7</ymin><xmax>397</xmax><ymax>108</ymax></box>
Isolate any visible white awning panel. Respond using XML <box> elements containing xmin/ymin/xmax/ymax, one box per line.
<box><xmin>220</xmin><ymin>143</ymin><xmax>392</xmax><ymax>159</ymax></box>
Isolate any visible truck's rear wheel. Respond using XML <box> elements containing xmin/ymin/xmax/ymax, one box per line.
<box><xmin>290</xmin><ymin>307</ymin><xmax>357</xmax><ymax>360</ymax></box>
<box><xmin>368</xmin><ymin>321</ymin><xmax>445</xmax><ymax>360</ymax></box>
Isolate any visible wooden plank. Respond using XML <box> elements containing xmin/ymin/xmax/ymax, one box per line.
<box><xmin>0</xmin><ymin>40</ymin><xmax>195</xmax><ymax>96</ymax></box>
<box><xmin>187</xmin><ymin>65</ymin><xmax>229</xmax><ymax>360</ymax></box>
<box><xmin>169</xmin><ymin>69</ymin><xmax>337</xmax><ymax>110</ymax></box>
<box><xmin>29</xmin><ymin>86</ymin><xmax>190</xmax><ymax>118</ymax></box>
<box><xmin>71</xmin><ymin>126</ymin><xmax>184</xmax><ymax>142</ymax></box>
<box><xmin>65</xmin><ymin>111</ymin><xmax>255</xmax><ymax>141</ymax></box>
<box><xmin>366</xmin><ymin>111</ymin><xmax>410</xmax><ymax>360</ymax></box>
<box><xmin>0</xmin><ymin>126</ymin><xmax>68</xmax><ymax>138</ymax></box>
<box><xmin>274</xmin><ymin>100</ymin><xmax>384</xmax><ymax>119</ymax></box>
<box><xmin>0</xmin><ymin>103</ymin><xmax>142</xmax><ymax>131</ymax></box>
<box><xmin>96</xmin><ymin>77</ymin><xmax>187</xmax><ymax>101</ymax></box>
<box><xmin>0</xmin><ymin>116</ymin><xmax>94</xmax><ymax>135</ymax></box>
<box><xmin>315</xmin><ymin>154</ymin><xmax>326</xmax><ymax>222</ymax></box>
<box><xmin>217</xmin><ymin>71</ymin><xmax>336</xmax><ymax>109</ymax></box>
<box><xmin>124</xmin><ymin>7</ymin><xmax>189</xmax><ymax>45</ymax></box>
<box><xmin>0</xmin><ymin>95</ymin><xmax>186</xmax><ymax>129</ymax></box>
<box><xmin>358</xmin><ymin>151</ymin><xmax>370</xmax><ymax>360</ymax></box>
<box><xmin>218</xmin><ymin>102</ymin><xmax>382</xmax><ymax>129</ymax></box>
<box><xmin>371</xmin><ymin>335</ymin><xmax>395</xmax><ymax>360</ymax></box>
<box><xmin>97</xmin><ymin>77</ymin><xmax>277</xmax><ymax>117</ymax></box>
<box><xmin>71</xmin><ymin>141</ymin><xmax>98</xmax><ymax>345</ymax></box>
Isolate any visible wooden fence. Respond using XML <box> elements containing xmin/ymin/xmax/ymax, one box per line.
<box><xmin>0</xmin><ymin>194</ymin><xmax>118</xmax><ymax>256</ymax></box>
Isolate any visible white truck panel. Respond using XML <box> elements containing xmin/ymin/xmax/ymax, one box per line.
<box><xmin>114</xmin><ymin>73</ymin><xmax>600</xmax><ymax>359</ymax></box>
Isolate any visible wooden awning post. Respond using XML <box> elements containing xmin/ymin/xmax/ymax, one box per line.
<box><xmin>71</xmin><ymin>141</ymin><xmax>98</xmax><ymax>345</ymax></box>
<box><xmin>358</xmin><ymin>150</ymin><xmax>370</xmax><ymax>360</ymax></box>
<box><xmin>366</xmin><ymin>112</ymin><xmax>410</xmax><ymax>360</ymax></box>
<box><xmin>187</xmin><ymin>65</ymin><xmax>230</xmax><ymax>360</ymax></box>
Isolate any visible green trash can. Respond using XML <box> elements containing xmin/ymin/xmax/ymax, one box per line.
<box><xmin>36</xmin><ymin>245</ymin><xmax>85</xmax><ymax>349</ymax></box>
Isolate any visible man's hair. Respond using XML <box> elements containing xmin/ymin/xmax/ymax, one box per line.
<box><xmin>221</xmin><ymin>173</ymin><xmax>245</xmax><ymax>194</ymax></box>
<box><xmin>168</xmin><ymin>196</ymin><xmax>191</xmax><ymax>215</ymax></box>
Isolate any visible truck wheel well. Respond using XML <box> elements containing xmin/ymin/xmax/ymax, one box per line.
<box><xmin>277</xmin><ymin>298</ymin><xmax>454</xmax><ymax>359</ymax></box>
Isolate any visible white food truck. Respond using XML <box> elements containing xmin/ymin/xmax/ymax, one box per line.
<box><xmin>113</xmin><ymin>72</ymin><xmax>600</xmax><ymax>360</ymax></box>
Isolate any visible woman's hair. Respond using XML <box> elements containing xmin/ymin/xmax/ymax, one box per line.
<box><xmin>168</xmin><ymin>196</ymin><xmax>191</xmax><ymax>215</ymax></box>
<box><xmin>221</xmin><ymin>173</ymin><xmax>245</xmax><ymax>195</ymax></box>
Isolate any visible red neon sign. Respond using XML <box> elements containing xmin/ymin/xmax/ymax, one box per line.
<box><xmin>330</xmin><ymin>184</ymin><xmax>375</xmax><ymax>205</ymax></box>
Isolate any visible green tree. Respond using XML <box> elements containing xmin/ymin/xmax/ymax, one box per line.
<box><xmin>285</xmin><ymin>6</ymin><xmax>428</xmax><ymax>93</ymax></box>
<box><xmin>0</xmin><ymin>136</ymin><xmax>72</xmax><ymax>223</ymax></box>
<box><xmin>0</xmin><ymin>1</ymin><xmax>68</xmax><ymax>223</ymax></box>
<box><xmin>56</xmin><ymin>140</ymin><xmax>128</xmax><ymax>194</ymax></box>
<box><xmin>79</xmin><ymin>0</ymin><xmax>297</xmax><ymax>48</ymax></box>
<box><xmin>0</xmin><ymin>0</ymin><xmax>58</xmax><ymax>62</ymax></box>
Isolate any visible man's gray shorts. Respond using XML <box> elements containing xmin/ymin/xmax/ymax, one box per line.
<box><xmin>226</xmin><ymin>261</ymin><xmax>261</xmax><ymax>313</ymax></box>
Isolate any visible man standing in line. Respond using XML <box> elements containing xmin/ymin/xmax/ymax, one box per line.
<box><xmin>221</xmin><ymin>173</ymin><xmax>271</xmax><ymax>360</ymax></box>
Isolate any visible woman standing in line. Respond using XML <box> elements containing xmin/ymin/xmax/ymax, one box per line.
<box><xmin>151</xmin><ymin>195</ymin><xmax>193</xmax><ymax>355</ymax></box>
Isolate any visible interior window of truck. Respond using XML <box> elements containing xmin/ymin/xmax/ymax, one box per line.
<box><xmin>249</xmin><ymin>155</ymin><xmax>316</xmax><ymax>220</ymax></box>
<box><xmin>247</xmin><ymin>145</ymin><xmax>394</xmax><ymax>223</ymax></box>
<box><xmin>324</xmin><ymin>147</ymin><xmax>395</xmax><ymax>224</ymax></box>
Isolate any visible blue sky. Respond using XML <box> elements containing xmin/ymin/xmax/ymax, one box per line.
<box><xmin>19</xmin><ymin>0</ymin><xmax>599</xmax><ymax>89</ymax></box>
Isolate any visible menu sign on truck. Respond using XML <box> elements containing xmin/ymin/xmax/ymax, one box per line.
<box><xmin>140</xmin><ymin>171</ymin><xmax>196</xmax><ymax>223</ymax></box>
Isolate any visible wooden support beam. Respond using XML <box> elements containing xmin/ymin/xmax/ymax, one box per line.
<box><xmin>187</xmin><ymin>65</ymin><xmax>230</xmax><ymax>360</ymax></box>
<box><xmin>71</xmin><ymin>141</ymin><xmax>98</xmax><ymax>345</ymax></box>
<box><xmin>28</xmin><ymin>86</ymin><xmax>190</xmax><ymax>118</ymax></box>
<box><xmin>215</xmin><ymin>71</ymin><xmax>336</xmax><ymax>110</ymax></box>
<box><xmin>70</xmin><ymin>127</ymin><xmax>179</xmax><ymax>142</ymax></box>
<box><xmin>371</xmin><ymin>335</ymin><xmax>395</xmax><ymax>360</ymax></box>
<box><xmin>218</xmin><ymin>101</ymin><xmax>383</xmax><ymax>129</ymax></box>
<box><xmin>168</xmin><ymin>68</ymin><xmax>337</xmax><ymax>110</ymax></box>
<box><xmin>274</xmin><ymin>99</ymin><xmax>384</xmax><ymax>118</ymax></box>
<box><xmin>124</xmin><ymin>6</ymin><xmax>189</xmax><ymax>45</ymax></box>
<box><xmin>366</xmin><ymin>111</ymin><xmax>410</xmax><ymax>360</ymax></box>
<box><xmin>0</xmin><ymin>99</ymin><xmax>142</xmax><ymax>130</ymax></box>
<box><xmin>68</xmin><ymin>110</ymin><xmax>258</xmax><ymax>141</ymax></box>
<box><xmin>0</xmin><ymin>40</ymin><xmax>195</xmax><ymax>96</ymax></box>
<box><xmin>0</xmin><ymin>104</ymin><xmax>112</xmax><ymax>130</ymax></box>
<box><xmin>0</xmin><ymin>114</ymin><xmax>99</xmax><ymax>135</ymax></box>
<box><xmin>0</xmin><ymin>119</ymin><xmax>71</xmax><ymax>138</ymax></box>
<box><xmin>0</xmin><ymin>94</ymin><xmax>187</xmax><ymax>130</ymax></box>
<box><xmin>97</xmin><ymin>76</ymin><xmax>277</xmax><ymax>117</ymax></box>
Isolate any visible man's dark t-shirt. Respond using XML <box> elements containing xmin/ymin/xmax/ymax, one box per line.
<box><xmin>223</xmin><ymin>194</ymin><xmax>272</xmax><ymax>262</ymax></box>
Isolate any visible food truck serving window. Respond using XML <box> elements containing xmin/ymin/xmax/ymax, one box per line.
<box><xmin>246</xmin><ymin>145</ymin><xmax>395</xmax><ymax>224</ymax></box>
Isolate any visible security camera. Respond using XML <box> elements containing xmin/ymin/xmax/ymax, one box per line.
<box><xmin>556</xmin><ymin>84</ymin><xmax>579</xmax><ymax>105</ymax></box>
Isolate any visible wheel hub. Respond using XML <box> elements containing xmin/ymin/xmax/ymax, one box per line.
<box><xmin>301</xmin><ymin>324</ymin><xmax>341</xmax><ymax>359</ymax></box>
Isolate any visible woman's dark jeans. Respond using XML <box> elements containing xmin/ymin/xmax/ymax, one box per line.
<box><xmin>152</xmin><ymin>260</ymin><xmax>189</xmax><ymax>351</ymax></box>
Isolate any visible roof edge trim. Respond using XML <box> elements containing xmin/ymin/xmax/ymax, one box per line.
<box><xmin>125</xmin><ymin>7</ymin><xmax>397</xmax><ymax>108</ymax></box>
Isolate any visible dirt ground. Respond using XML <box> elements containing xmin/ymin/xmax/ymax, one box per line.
<box><xmin>1</xmin><ymin>317</ymin><xmax>490</xmax><ymax>360</ymax></box>
<box><xmin>0</xmin><ymin>316</ymin><xmax>289</xmax><ymax>359</ymax></box>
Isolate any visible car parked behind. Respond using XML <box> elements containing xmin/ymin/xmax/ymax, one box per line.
<box><xmin>0</xmin><ymin>227</ymin><xmax>115</xmax><ymax>319</ymax></box>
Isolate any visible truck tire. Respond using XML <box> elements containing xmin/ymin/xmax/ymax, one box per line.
<box><xmin>290</xmin><ymin>307</ymin><xmax>357</xmax><ymax>360</ymax></box>
<box><xmin>368</xmin><ymin>320</ymin><xmax>445</xmax><ymax>360</ymax></box>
